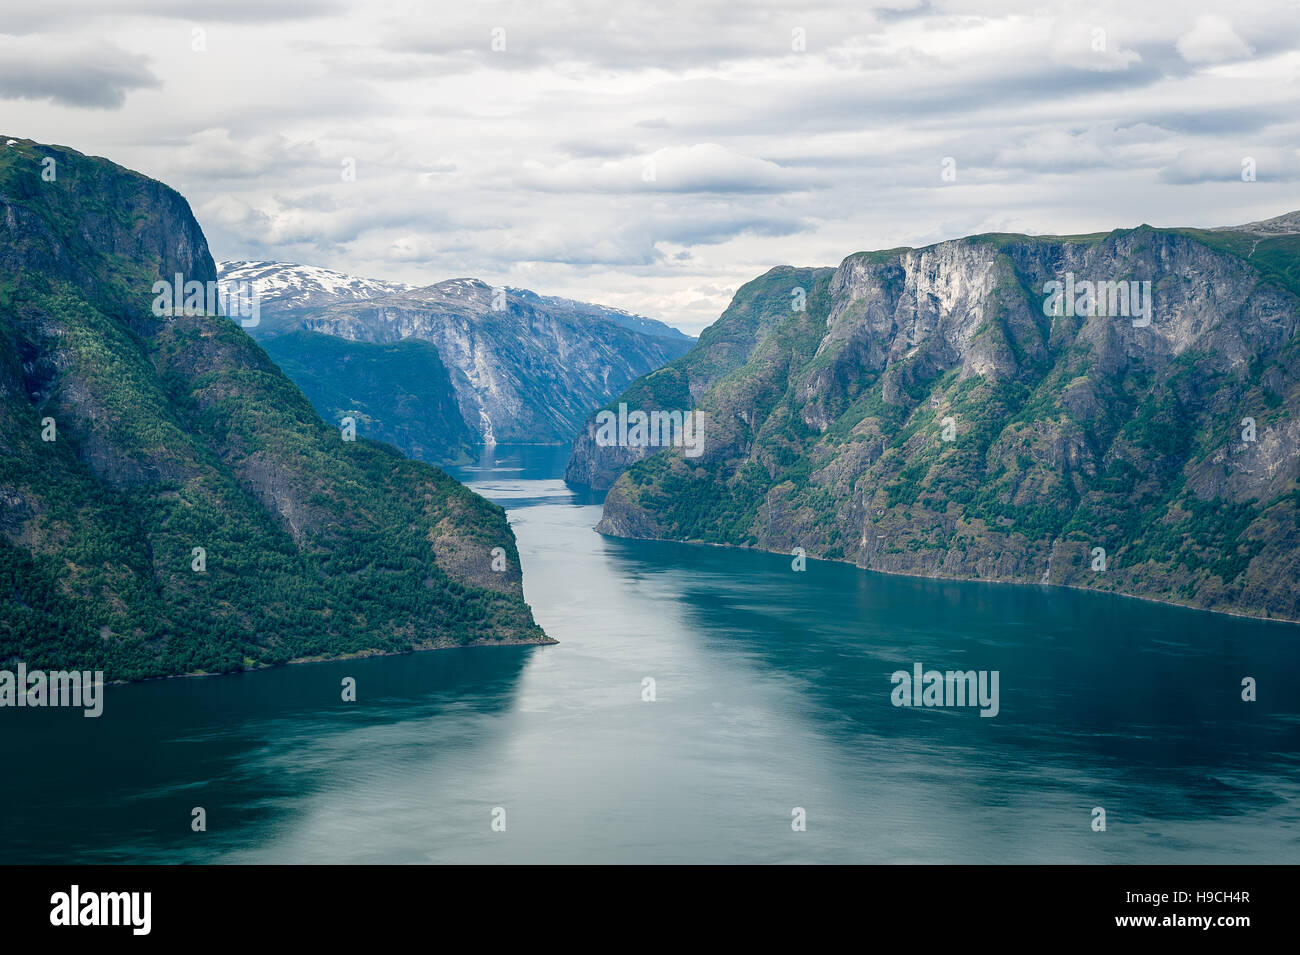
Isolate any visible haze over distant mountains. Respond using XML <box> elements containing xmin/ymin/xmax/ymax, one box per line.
<box><xmin>219</xmin><ymin>261</ymin><xmax>694</xmax><ymax>462</ymax></box>
<box><xmin>569</xmin><ymin>211</ymin><xmax>1300</xmax><ymax>624</ymax></box>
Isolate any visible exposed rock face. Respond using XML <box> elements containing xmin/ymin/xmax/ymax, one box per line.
<box><xmin>1</xmin><ymin>137</ymin><xmax>549</xmax><ymax>682</ymax></box>
<box><xmin>570</xmin><ymin>219</ymin><xmax>1300</xmax><ymax>623</ymax></box>
<box><xmin>296</xmin><ymin>278</ymin><xmax>693</xmax><ymax>445</ymax></box>
<box><xmin>220</xmin><ymin>263</ymin><xmax>694</xmax><ymax>457</ymax></box>
<box><xmin>565</xmin><ymin>265</ymin><xmax>834</xmax><ymax>488</ymax></box>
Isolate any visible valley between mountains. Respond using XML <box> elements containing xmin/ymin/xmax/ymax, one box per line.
<box><xmin>219</xmin><ymin>261</ymin><xmax>693</xmax><ymax>464</ymax></box>
<box><xmin>3</xmin><ymin>134</ymin><xmax>1297</xmax><ymax>691</ymax></box>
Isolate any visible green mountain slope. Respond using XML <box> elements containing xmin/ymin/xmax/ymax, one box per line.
<box><xmin>261</xmin><ymin>330</ymin><xmax>477</xmax><ymax>465</ymax></box>
<box><xmin>569</xmin><ymin>220</ymin><xmax>1300</xmax><ymax>623</ymax></box>
<box><xmin>0</xmin><ymin>137</ymin><xmax>549</xmax><ymax>682</ymax></box>
<box><xmin>564</xmin><ymin>266</ymin><xmax>835</xmax><ymax>487</ymax></box>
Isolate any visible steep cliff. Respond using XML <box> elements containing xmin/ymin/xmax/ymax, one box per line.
<box><xmin>297</xmin><ymin>278</ymin><xmax>693</xmax><ymax>445</ymax></box>
<box><xmin>220</xmin><ymin>263</ymin><xmax>694</xmax><ymax>456</ymax></box>
<box><xmin>0</xmin><ymin>137</ymin><xmax>549</xmax><ymax>682</ymax></box>
<box><xmin>261</xmin><ymin>331</ymin><xmax>478</xmax><ymax>464</ymax></box>
<box><xmin>569</xmin><ymin>217</ymin><xmax>1300</xmax><ymax>622</ymax></box>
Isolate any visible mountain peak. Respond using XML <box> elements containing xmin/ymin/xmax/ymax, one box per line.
<box><xmin>1215</xmin><ymin>210</ymin><xmax>1300</xmax><ymax>236</ymax></box>
<box><xmin>217</xmin><ymin>260</ymin><xmax>414</xmax><ymax>312</ymax></box>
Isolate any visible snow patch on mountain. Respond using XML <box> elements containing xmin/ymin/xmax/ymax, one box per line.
<box><xmin>218</xmin><ymin>261</ymin><xmax>416</xmax><ymax>310</ymax></box>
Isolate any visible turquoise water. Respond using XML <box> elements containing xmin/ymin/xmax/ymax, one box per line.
<box><xmin>1</xmin><ymin>445</ymin><xmax>1297</xmax><ymax>863</ymax></box>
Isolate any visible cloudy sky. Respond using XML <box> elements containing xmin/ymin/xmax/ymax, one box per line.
<box><xmin>3</xmin><ymin>0</ymin><xmax>1299</xmax><ymax>334</ymax></box>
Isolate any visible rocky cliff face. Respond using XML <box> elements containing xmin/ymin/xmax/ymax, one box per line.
<box><xmin>570</xmin><ymin>218</ymin><xmax>1300</xmax><ymax>623</ymax></box>
<box><xmin>0</xmin><ymin>137</ymin><xmax>549</xmax><ymax>681</ymax></box>
<box><xmin>216</xmin><ymin>260</ymin><xmax>414</xmax><ymax>338</ymax></box>
<box><xmin>220</xmin><ymin>264</ymin><xmax>694</xmax><ymax>454</ymax></box>
<box><xmin>296</xmin><ymin>278</ymin><xmax>693</xmax><ymax>445</ymax></box>
<box><xmin>565</xmin><ymin>265</ymin><xmax>834</xmax><ymax>487</ymax></box>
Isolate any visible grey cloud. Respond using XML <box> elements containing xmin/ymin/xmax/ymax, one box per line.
<box><xmin>682</xmin><ymin>59</ymin><xmax>1170</xmax><ymax>141</ymax></box>
<box><xmin>20</xmin><ymin>0</ymin><xmax>1299</xmax><ymax>335</ymax></box>
<box><xmin>0</xmin><ymin>40</ymin><xmax>160</xmax><ymax>108</ymax></box>
<box><xmin>1158</xmin><ymin>147</ymin><xmax>1300</xmax><ymax>184</ymax></box>
<box><xmin>380</xmin><ymin>1</ymin><xmax>881</xmax><ymax>72</ymax></box>
<box><xmin>170</xmin><ymin>130</ymin><xmax>330</xmax><ymax>181</ymax></box>
<box><xmin>874</xmin><ymin>1</ymin><xmax>934</xmax><ymax>23</ymax></box>
<box><xmin>520</xmin><ymin>144</ymin><xmax>820</xmax><ymax>195</ymax></box>
<box><xmin>647</xmin><ymin>210</ymin><xmax>811</xmax><ymax>246</ymax></box>
<box><xmin>555</xmin><ymin>139</ymin><xmax>639</xmax><ymax>159</ymax></box>
<box><xmin>2</xmin><ymin>0</ymin><xmax>344</xmax><ymax>33</ymax></box>
<box><xmin>448</xmin><ymin>210</ymin><xmax>808</xmax><ymax>269</ymax></box>
<box><xmin>1143</xmin><ymin>107</ymin><xmax>1288</xmax><ymax>136</ymax></box>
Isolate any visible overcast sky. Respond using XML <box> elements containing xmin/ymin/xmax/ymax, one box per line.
<box><xmin>3</xmin><ymin>0</ymin><xmax>1299</xmax><ymax>334</ymax></box>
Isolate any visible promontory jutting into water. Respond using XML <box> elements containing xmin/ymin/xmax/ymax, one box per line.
<box><xmin>0</xmin><ymin>445</ymin><xmax>1295</xmax><ymax>864</ymax></box>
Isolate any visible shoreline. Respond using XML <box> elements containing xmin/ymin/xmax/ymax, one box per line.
<box><xmin>592</xmin><ymin>527</ymin><xmax>1300</xmax><ymax>628</ymax></box>
<box><xmin>107</xmin><ymin>633</ymin><xmax>558</xmax><ymax>687</ymax></box>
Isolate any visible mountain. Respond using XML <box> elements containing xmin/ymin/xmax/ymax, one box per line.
<box><xmin>218</xmin><ymin>262</ymin><xmax>694</xmax><ymax>458</ymax></box>
<box><xmin>505</xmin><ymin>286</ymin><xmax>694</xmax><ymax>344</ymax></box>
<box><xmin>261</xmin><ymin>331</ymin><xmax>478</xmax><ymax>464</ymax></box>
<box><xmin>567</xmin><ymin>217</ymin><xmax>1300</xmax><ymax>623</ymax></box>
<box><xmin>217</xmin><ymin>260</ymin><xmax>414</xmax><ymax>337</ymax></box>
<box><xmin>0</xmin><ymin>137</ymin><xmax>549</xmax><ymax>682</ymax></box>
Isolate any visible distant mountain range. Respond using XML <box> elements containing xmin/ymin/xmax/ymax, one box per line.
<box><xmin>218</xmin><ymin>260</ymin><xmax>417</xmax><ymax>315</ymax></box>
<box><xmin>568</xmin><ymin>213</ymin><xmax>1300</xmax><ymax>623</ymax></box>
<box><xmin>219</xmin><ymin>261</ymin><xmax>694</xmax><ymax>461</ymax></box>
<box><xmin>0</xmin><ymin>137</ymin><xmax>549</xmax><ymax>681</ymax></box>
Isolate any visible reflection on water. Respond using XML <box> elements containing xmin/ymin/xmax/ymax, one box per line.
<box><xmin>0</xmin><ymin>445</ymin><xmax>1296</xmax><ymax>863</ymax></box>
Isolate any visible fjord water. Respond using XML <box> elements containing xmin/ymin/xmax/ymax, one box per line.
<box><xmin>2</xmin><ymin>445</ymin><xmax>1297</xmax><ymax>863</ymax></box>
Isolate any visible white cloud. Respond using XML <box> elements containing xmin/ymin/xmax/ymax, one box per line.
<box><xmin>521</xmin><ymin>143</ymin><xmax>815</xmax><ymax>194</ymax></box>
<box><xmin>1176</xmin><ymin>15</ymin><xmax>1254</xmax><ymax>65</ymax></box>
<box><xmin>1048</xmin><ymin>18</ymin><xmax>1142</xmax><ymax>72</ymax></box>
<box><xmin>2</xmin><ymin>0</ymin><xmax>1299</xmax><ymax>334</ymax></box>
